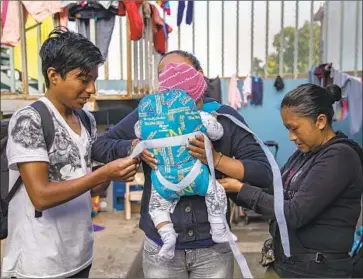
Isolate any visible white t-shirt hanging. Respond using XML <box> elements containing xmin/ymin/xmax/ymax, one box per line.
<box><xmin>1</xmin><ymin>97</ymin><xmax>97</xmax><ymax>278</ymax></box>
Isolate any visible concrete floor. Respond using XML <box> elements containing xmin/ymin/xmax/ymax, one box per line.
<box><xmin>1</xmin><ymin>212</ymin><xmax>269</xmax><ymax>278</ymax></box>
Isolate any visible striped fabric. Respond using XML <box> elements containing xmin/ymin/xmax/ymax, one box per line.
<box><xmin>159</xmin><ymin>62</ymin><xmax>207</xmax><ymax>102</ymax></box>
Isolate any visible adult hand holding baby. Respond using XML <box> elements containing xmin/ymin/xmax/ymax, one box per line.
<box><xmin>187</xmin><ymin>134</ymin><xmax>219</xmax><ymax>166</ymax></box>
<box><xmin>132</xmin><ymin>139</ymin><xmax>159</xmax><ymax>170</ymax></box>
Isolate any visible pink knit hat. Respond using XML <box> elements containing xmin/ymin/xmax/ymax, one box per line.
<box><xmin>158</xmin><ymin>62</ymin><xmax>207</xmax><ymax>102</ymax></box>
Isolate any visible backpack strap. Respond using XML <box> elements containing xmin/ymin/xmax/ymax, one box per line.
<box><xmin>30</xmin><ymin>101</ymin><xmax>55</xmax><ymax>151</ymax></box>
<box><xmin>4</xmin><ymin>176</ymin><xmax>22</xmax><ymax>205</ymax></box>
<box><xmin>29</xmin><ymin>101</ymin><xmax>56</xmax><ymax>218</ymax></box>
<box><xmin>74</xmin><ymin>109</ymin><xmax>92</xmax><ymax>136</ymax></box>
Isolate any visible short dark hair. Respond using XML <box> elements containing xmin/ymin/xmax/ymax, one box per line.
<box><xmin>39</xmin><ymin>27</ymin><xmax>104</xmax><ymax>88</ymax></box>
<box><xmin>159</xmin><ymin>50</ymin><xmax>202</xmax><ymax>71</ymax></box>
<box><xmin>281</xmin><ymin>83</ymin><xmax>342</xmax><ymax>125</ymax></box>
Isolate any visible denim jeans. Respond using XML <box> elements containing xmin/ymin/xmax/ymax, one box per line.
<box><xmin>142</xmin><ymin>237</ymin><xmax>234</xmax><ymax>278</ymax></box>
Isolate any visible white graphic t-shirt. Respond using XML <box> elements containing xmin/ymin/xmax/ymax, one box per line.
<box><xmin>1</xmin><ymin>97</ymin><xmax>97</xmax><ymax>278</ymax></box>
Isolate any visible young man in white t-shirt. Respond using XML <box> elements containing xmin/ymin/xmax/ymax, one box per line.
<box><xmin>1</xmin><ymin>27</ymin><xmax>139</xmax><ymax>278</ymax></box>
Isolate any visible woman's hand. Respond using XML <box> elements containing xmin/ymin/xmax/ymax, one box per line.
<box><xmin>140</xmin><ymin>150</ymin><xmax>158</xmax><ymax>170</ymax></box>
<box><xmin>187</xmin><ymin>134</ymin><xmax>218</xmax><ymax>165</ymax></box>
<box><xmin>218</xmin><ymin>177</ymin><xmax>243</xmax><ymax>193</ymax></box>
<box><xmin>131</xmin><ymin>139</ymin><xmax>158</xmax><ymax>170</ymax></box>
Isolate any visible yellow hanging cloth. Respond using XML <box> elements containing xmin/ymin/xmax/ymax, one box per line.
<box><xmin>14</xmin><ymin>15</ymin><xmax>54</xmax><ymax>84</ymax></box>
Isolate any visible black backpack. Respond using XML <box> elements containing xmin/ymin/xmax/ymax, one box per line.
<box><xmin>0</xmin><ymin>100</ymin><xmax>91</xmax><ymax>240</ymax></box>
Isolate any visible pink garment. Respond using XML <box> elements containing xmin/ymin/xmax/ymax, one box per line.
<box><xmin>159</xmin><ymin>63</ymin><xmax>207</xmax><ymax>102</ymax></box>
<box><xmin>1</xmin><ymin>1</ymin><xmax>63</xmax><ymax>47</ymax></box>
<box><xmin>228</xmin><ymin>74</ymin><xmax>242</xmax><ymax>110</ymax></box>
<box><xmin>1</xmin><ymin>0</ymin><xmax>9</xmax><ymax>30</ymax></box>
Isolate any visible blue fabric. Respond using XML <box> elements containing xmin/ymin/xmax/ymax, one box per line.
<box><xmin>351</xmin><ymin>226</ymin><xmax>363</xmax><ymax>256</ymax></box>
<box><xmin>251</xmin><ymin>76</ymin><xmax>263</xmax><ymax>106</ymax></box>
<box><xmin>185</xmin><ymin>1</ymin><xmax>194</xmax><ymax>25</ymax></box>
<box><xmin>177</xmin><ymin>1</ymin><xmax>185</xmax><ymax>26</ymax></box>
<box><xmin>138</xmin><ymin>90</ymin><xmax>209</xmax><ymax>201</ymax></box>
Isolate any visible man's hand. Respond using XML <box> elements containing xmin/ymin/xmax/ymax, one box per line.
<box><xmin>105</xmin><ymin>157</ymin><xmax>139</xmax><ymax>182</ymax></box>
<box><xmin>218</xmin><ymin>177</ymin><xmax>243</xmax><ymax>193</ymax></box>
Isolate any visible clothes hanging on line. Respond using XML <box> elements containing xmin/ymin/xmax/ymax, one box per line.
<box><xmin>204</xmin><ymin>77</ymin><xmax>222</xmax><ymax>103</ymax></box>
<box><xmin>250</xmin><ymin>76</ymin><xmax>264</xmax><ymax>106</ymax></box>
<box><xmin>274</xmin><ymin>75</ymin><xmax>285</xmax><ymax>92</ymax></box>
<box><xmin>241</xmin><ymin>75</ymin><xmax>252</xmax><ymax>106</ymax></box>
<box><xmin>333</xmin><ymin>70</ymin><xmax>362</xmax><ymax>136</ymax></box>
<box><xmin>61</xmin><ymin>1</ymin><xmax>119</xmax><ymax>11</ymax></box>
<box><xmin>120</xmin><ymin>1</ymin><xmax>143</xmax><ymax>41</ymax></box>
<box><xmin>150</xmin><ymin>3</ymin><xmax>172</xmax><ymax>55</ymax></box>
<box><xmin>309</xmin><ymin>63</ymin><xmax>334</xmax><ymax>87</ymax></box>
<box><xmin>156</xmin><ymin>1</ymin><xmax>171</xmax><ymax>16</ymax></box>
<box><xmin>177</xmin><ymin>1</ymin><xmax>193</xmax><ymax>26</ymax></box>
<box><xmin>1</xmin><ymin>1</ymin><xmax>64</xmax><ymax>47</ymax></box>
<box><xmin>65</xmin><ymin>1</ymin><xmax>118</xmax><ymax>60</ymax></box>
<box><xmin>227</xmin><ymin>74</ymin><xmax>242</xmax><ymax>110</ymax></box>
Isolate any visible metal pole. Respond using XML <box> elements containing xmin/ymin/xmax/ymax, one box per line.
<box><xmin>250</xmin><ymin>1</ymin><xmax>255</xmax><ymax>75</ymax></box>
<box><xmin>308</xmin><ymin>1</ymin><xmax>314</xmax><ymax>69</ymax></box>
<box><xmin>89</xmin><ymin>18</ymin><xmax>96</xmax><ymax>45</ymax></box>
<box><xmin>37</xmin><ymin>24</ymin><xmax>43</xmax><ymax>93</ymax></box>
<box><xmin>294</xmin><ymin>1</ymin><xmax>299</xmax><ymax>78</ymax></box>
<box><xmin>192</xmin><ymin>4</ymin><xmax>195</xmax><ymax>54</ymax></box>
<box><xmin>148</xmin><ymin>19</ymin><xmax>154</xmax><ymax>92</ymax></box>
<box><xmin>126</xmin><ymin>18</ymin><xmax>132</xmax><ymax>97</ymax></box>
<box><xmin>133</xmin><ymin>41</ymin><xmax>139</xmax><ymax>94</ymax></box>
<box><xmin>178</xmin><ymin>27</ymin><xmax>181</xmax><ymax>50</ymax></box>
<box><xmin>207</xmin><ymin>1</ymin><xmax>210</xmax><ymax>77</ymax></box>
<box><xmin>144</xmin><ymin>19</ymin><xmax>150</xmax><ymax>93</ymax></box>
<box><xmin>139</xmin><ymin>34</ymin><xmax>144</xmax><ymax>94</ymax></box>
<box><xmin>279</xmin><ymin>1</ymin><xmax>285</xmax><ymax>76</ymax></box>
<box><xmin>119</xmin><ymin>17</ymin><xmax>124</xmax><ymax>80</ymax></box>
<box><xmin>236</xmin><ymin>1</ymin><xmax>239</xmax><ymax>76</ymax></box>
<box><xmin>9</xmin><ymin>47</ymin><xmax>16</xmax><ymax>92</ymax></box>
<box><xmin>265</xmin><ymin>1</ymin><xmax>270</xmax><ymax>77</ymax></box>
<box><xmin>354</xmin><ymin>0</ymin><xmax>361</xmax><ymax>76</ymax></box>
<box><xmin>323</xmin><ymin>1</ymin><xmax>329</xmax><ymax>63</ymax></box>
<box><xmin>222</xmin><ymin>1</ymin><xmax>225</xmax><ymax>77</ymax></box>
<box><xmin>19</xmin><ymin>3</ymin><xmax>28</xmax><ymax>95</ymax></box>
<box><xmin>339</xmin><ymin>0</ymin><xmax>344</xmax><ymax>70</ymax></box>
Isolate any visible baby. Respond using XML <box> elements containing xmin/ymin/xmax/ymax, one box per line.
<box><xmin>134</xmin><ymin>63</ymin><xmax>237</xmax><ymax>261</ymax></box>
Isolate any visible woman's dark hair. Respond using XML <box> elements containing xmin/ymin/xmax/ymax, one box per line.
<box><xmin>40</xmin><ymin>27</ymin><xmax>105</xmax><ymax>88</ymax></box>
<box><xmin>281</xmin><ymin>83</ymin><xmax>342</xmax><ymax>125</ymax></box>
<box><xmin>159</xmin><ymin>50</ymin><xmax>202</xmax><ymax>71</ymax></box>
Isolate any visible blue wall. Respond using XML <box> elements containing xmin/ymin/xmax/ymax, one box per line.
<box><xmin>220</xmin><ymin>78</ymin><xmax>362</xmax><ymax>166</ymax></box>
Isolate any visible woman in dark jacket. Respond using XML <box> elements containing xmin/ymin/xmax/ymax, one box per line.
<box><xmin>219</xmin><ymin>84</ymin><xmax>363</xmax><ymax>278</ymax></box>
<box><xmin>91</xmin><ymin>50</ymin><xmax>273</xmax><ymax>278</ymax></box>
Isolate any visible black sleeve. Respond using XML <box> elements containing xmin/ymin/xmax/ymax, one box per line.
<box><xmin>218</xmin><ymin>105</ymin><xmax>273</xmax><ymax>188</ymax></box>
<box><xmin>91</xmin><ymin>109</ymin><xmax>139</xmax><ymax>163</ymax></box>
<box><xmin>236</xmin><ymin>145</ymin><xmax>359</xmax><ymax>229</ymax></box>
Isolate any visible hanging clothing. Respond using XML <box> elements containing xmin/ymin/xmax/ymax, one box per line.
<box><xmin>67</xmin><ymin>2</ymin><xmax>117</xmax><ymax>59</ymax></box>
<box><xmin>308</xmin><ymin>66</ymin><xmax>320</xmax><ymax>85</ymax></box>
<box><xmin>274</xmin><ymin>75</ymin><xmax>285</xmax><ymax>92</ymax></box>
<box><xmin>156</xmin><ymin>1</ymin><xmax>171</xmax><ymax>16</ymax></box>
<box><xmin>61</xmin><ymin>1</ymin><xmax>119</xmax><ymax>10</ymax></box>
<box><xmin>227</xmin><ymin>74</ymin><xmax>242</xmax><ymax>110</ymax></box>
<box><xmin>177</xmin><ymin>1</ymin><xmax>193</xmax><ymax>26</ymax></box>
<box><xmin>242</xmin><ymin>75</ymin><xmax>252</xmax><ymax>106</ymax></box>
<box><xmin>251</xmin><ymin>76</ymin><xmax>263</xmax><ymax>106</ymax></box>
<box><xmin>121</xmin><ymin>1</ymin><xmax>143</xmax><ymax>41</ymax></box>
<box><xmin>333</xmin><ymin>71</ymin><xmax>363</xmax><ymax>136</ymax></box>
<box><xmin>204</xmin><ymin>77</ymin><xmax>222</xmax><ymax>103</ymax></box>
<box><xmin>314</xmin><ymin>63</ymin><xmax>334</xmax><ymax>87</ymax></box>
<box><xmin>150</xmin><ymin>4</ymin><xmax>172</xmax><ymax>55</ymax></box>
<box><xmin>1</xmin><ymin>1</ymin><xmax>63</xmax><ymax>47</ymax></box>
<box><xmin>76</xmin><ymin>17</ymin><xmax>115</xmax><ymax>60</ymax></box>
